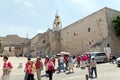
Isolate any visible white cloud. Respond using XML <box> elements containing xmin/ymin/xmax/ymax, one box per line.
<box><xmin>13</xmin><ymin>0</ymin><xmax>34</xmax><ymax>8</ymax></box>
<box><xmin>24</xmin><ymin>0</ymin><xmax>34</xmax><ymax>8</ymax></box>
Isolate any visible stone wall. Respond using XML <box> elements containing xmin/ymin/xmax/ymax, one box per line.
<box><xmin>0</xmin><ymin>35</ymin><xmax>29</xmax><ymax>56</ymax></box>
<box><xmin>40</xmin><ymin>30</ymin><xmax>60</xmax><ymax>56</ymax></box>
<box><xmin>2</xmin><ymin>7</ymin><xmax>120</xmax><ymax>57</ymax></box>
<box><xmin>60</xmin><ymin>8</ymin><xmax>109</xmax><ymax>54</ymax></box>
<box><xmin>30</xmin><ymin>30</ymin><xmax>60</xmax><ymax>57</ymax></box>
<box><xmin>105</xmin><ymin>8</ymin><xmax>120</xmax><ymax>52</ymax></box>
<box><xmin>24</xmin><ymin>7</ymin><xmax>120</xmax><ymax>56</ymax></box>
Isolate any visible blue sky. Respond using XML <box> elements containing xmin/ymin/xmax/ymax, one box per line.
<box><xmin>0</xmin><ymin>0</ymin><xmax>120</xmax><ymax>38</ymax></box>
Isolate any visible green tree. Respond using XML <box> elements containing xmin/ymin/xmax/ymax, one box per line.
<box><xmin>113</xmin><ymin>14</ymin><xmax>120</xmax><ymax>36</ymax></box>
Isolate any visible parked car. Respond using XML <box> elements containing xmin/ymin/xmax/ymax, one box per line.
<box><xmin>24</xmin><ymin>53</ymin><xmax>32</xmax><ymax>58</ymax></box>
<box><xmin>116</xmin><ymin>57</ymin><xmax>120</xmax><ymax>66</ymax></box>
<box><xmin>87</xmin><ymin>52</ymin><xmax>108</xmax><ymax>63</ymax></box>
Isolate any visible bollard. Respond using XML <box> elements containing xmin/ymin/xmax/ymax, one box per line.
<box><xmin>18</xmin><ymin>63</ymin><xmax>23</xmax><ymax>68</ymax></box>
<box><xmin>86</xmin><ymin>74</ymin><xmax>88</xmax><ymax>80</ymax></box>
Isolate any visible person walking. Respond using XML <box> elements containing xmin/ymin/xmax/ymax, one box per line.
<box><xmin>68</xmin><ymin>56</ymin><xmax>74</xmax><ymax>73</ymax></box>
<box><xmin>51</xmin><ymin>56</ymin><xmax>56</xmax><ymax>67</ymax></box>
<box><xmin>44</xmin><ymin>55</ymin><xmax>49</xmax><ymax>76</ymax></box>
<box><xmin>109</xmin><ymin>54</ymin><xmax>113</xmax><ymax>63</ymax></box>
<box><xmin>27</xmin><ymin>61</ymin><xmax>35</xmax><ymax>80</ymax></box>
<box><xmin>1</xmin><ymin>56</ymin><xmax>13</xmax><ymax>80</ymax></box>
<box><xmin>35</xmin><ymin>57</ymin><xmax>43</xmax><ymax>80</ymax></box>
<box><xmin>46</xmin><ymin>58</ymin><xmax>54</xmax><ymax>80</ymax></box>
<box><xmin>76</xmin><ymin>55</ymin><xmax>81</xmax><ymax>68</ymax></box>
<box><xmin>24</xmin><ymin>58</ymin><xmax>31</xmax><ymax>80</ymax></box>
<box><xmin>64</xmin><ymin>55</ymin><xmax>69</xmax><ymax>70</ymax></box>
<box><xmin>90</xmin><ymin>57</ymin><xmax>97</xmax><ymax>78</ymax></box>
<box><xmin>59</xmin><ymin>55</ymin><xmax>65</xmax><ymax>72</ymax></box>
<box><xmin>87</xmin><ymin>64</ymin><xmax>91</xmax><ymax>77</ymax></box>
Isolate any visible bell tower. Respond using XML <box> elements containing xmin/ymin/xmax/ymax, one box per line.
<box><xmin>53</xmin><ymin>10</ymin><xmax>62</xmax><ymax>31</ymax></box>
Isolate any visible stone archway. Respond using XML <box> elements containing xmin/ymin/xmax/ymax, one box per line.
<box><xmin>45</xmin><ymin>42</ymin><xmax>51</xmax><ymax>56</ymax></box>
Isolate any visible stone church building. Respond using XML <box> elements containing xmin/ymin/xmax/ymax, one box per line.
<box><xmin>1</xmin><ymin>7</ymin><xmax>120</xmax><ymax>57</ymax></box>
<box><xmin>0</xmin><ymin>35</ymin><xmax>29</xmax><ymax>56</ymax></box>
<box><xmin>28</xmin><ymin>7</ymin><xmax>120</xmax><ymax>57</ymax></box>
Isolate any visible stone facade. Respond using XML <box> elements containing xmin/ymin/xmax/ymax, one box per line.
<box><xmin>30</xmin><ymin>30</ymin><xmax>60</xmax><ymax>57</ymax></box>
<box><xmin>0</xmin><ymin>35</ymin><xmax>29</xmax><ymax>56</ymax></box>
<box><xmin>60</xmin><ymin>7</ymin><xmax>120</xmax><ymax>55</ymax></box>
<box><xmin>61</xmin><ymin>7</ymin><xmax>109</xmax><ymax>54</ymax></box>
<box><xmin>1</xmin><ymin>7</ymin><xmax>120</xmax><ymax>57</ymax></box>
<box><xmin>27</xmin><ymin>7</ymin><xmax>120</xmax><ymax>57</ymax></box>
<box><xmin>106</xmin><ymin>8</ymin><xmax>120</xmax><ymax>52</ymax></box>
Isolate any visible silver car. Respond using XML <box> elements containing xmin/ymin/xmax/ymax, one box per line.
<box><xmin>116</xmin><ymin>57</ymin><xmax>120</xmax><ymax>66</ymax></box>
<box><xmin>89</xmin><ymin>52</ymin><xmax>108</xmax><ymax>63</ymax></box>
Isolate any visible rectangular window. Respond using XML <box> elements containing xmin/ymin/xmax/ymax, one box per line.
<box><xmin>88</xmin><ymin>28</ymin><xmax>90</xmax><ymax>32</ymax></box>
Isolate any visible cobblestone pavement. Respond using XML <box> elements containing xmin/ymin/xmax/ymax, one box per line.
<box><xmin>0</xmin><ymin>57</ymin><xmax>120</xmax><ymax>80</ymax></box>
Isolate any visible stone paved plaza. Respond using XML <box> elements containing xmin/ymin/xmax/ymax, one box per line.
<box><xmin>0</xmin><ymin>57</ymin><xmax>120</xmax><ymax>80</ymax></box>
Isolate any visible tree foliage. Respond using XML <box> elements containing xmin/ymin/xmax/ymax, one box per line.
<box><xmin>113</xmin><ymin>14</ymin><xmax>120</xmax><ymax>36</ymax></box>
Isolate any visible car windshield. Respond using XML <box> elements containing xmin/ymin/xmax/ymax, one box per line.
<box><xmin>91</xmin><ymin>53</ymin><xmax>95</xmax><ymax>56</ymax></box>
<box><xmin>96</xmin><ymin>53</ymin><xmax>106</xmax><ymax>56</ymax></box>
<box><xmin>90</xmin><ymin>53</ymin><xmax>106</xmax><ymax>57</ymax></box>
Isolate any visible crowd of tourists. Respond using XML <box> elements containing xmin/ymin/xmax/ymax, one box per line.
<box><xmin>1</xmin><ymin>53</ymin><xmax>98</xmax><ymax>80</ymax></box>
<box><xmin>56</xmin><ymin>54</ymin><xmax>97</xmax><ymax>78</ymax></box>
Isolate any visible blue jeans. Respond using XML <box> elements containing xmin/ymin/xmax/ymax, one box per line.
<box><xmin>91</xmin><ymin>67</ymin><xmax>97</xmax><ymax>77</ymax></box>
<box><xmin>24</xmin><ymin>72</ymin><xmax>28</xmax><ymax>80</ymax></box>
<box><xmin>58</xmin><ymin>62</ymin><xmax>65</xmax><ymax>72</ymax></box>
